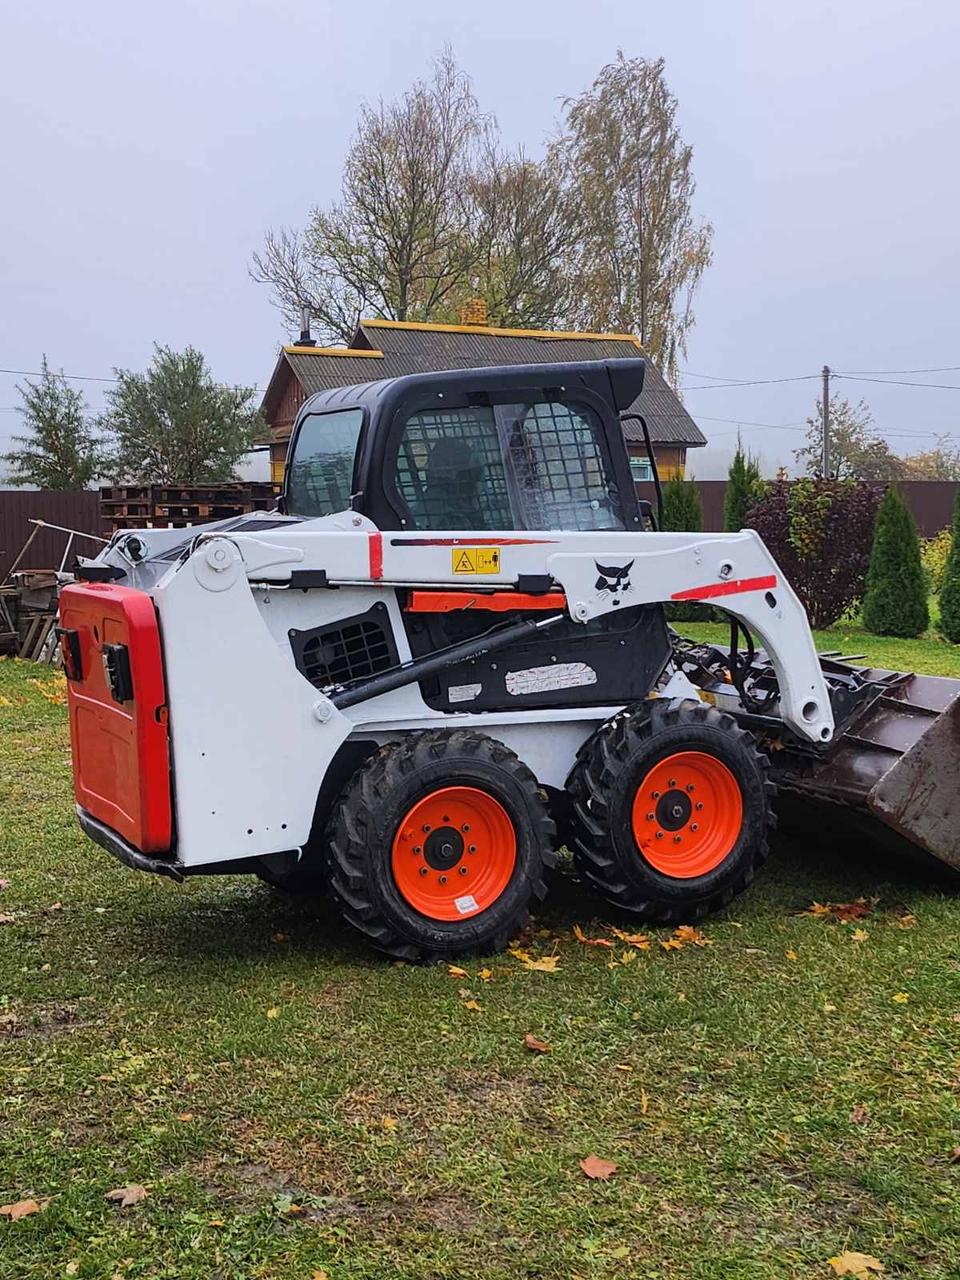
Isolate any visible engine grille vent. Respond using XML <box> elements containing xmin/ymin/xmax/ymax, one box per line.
<box><xmin>290</xmin><ymin>605</ymin><xmax>397</xmax><ymax>691</ymax></box>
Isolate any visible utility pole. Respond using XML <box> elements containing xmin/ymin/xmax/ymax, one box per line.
<box><xmin>821</xmin><ymin>365</ymin><xmax>831</xmax><ymax>478</ymax></box>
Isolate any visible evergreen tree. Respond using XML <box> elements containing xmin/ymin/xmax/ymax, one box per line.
<box><xmin>1</xmin><ymin>357</ymin><xmax>103</xmax><ymax>488</ymax></box>
<box><xmin>102</xmin><ymin>345</ymin><xmax>262</xmax><ymax>484</ymax></box>
<box><xmin>862</xmin><ymin>485</ymin><xmax>929</xmax><ymax>637</ymax></box>
<box><xmin>661</xmin><ymin>474</ymin><xmax>703</xmax><ymax>532</ymax></box>
<box><xmin>938</xmin><ymin>491</ymin><xmax>960</xmax><ymax>644</ymax></box>
<box><xmin>724</xmin><ymin>442</ymin><xmax>764</xmax><ymax>531</ymax></box>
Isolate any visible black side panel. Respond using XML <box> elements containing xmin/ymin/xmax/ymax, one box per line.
<box><xmin>403</xmin><ymin>604</ymin><xmax>672</xmax><ymax>713</ymax></box>
<box><xmin>290</xmin><ymin>603</ymin><xmax>399</xmax><ymax>691</ymax></box>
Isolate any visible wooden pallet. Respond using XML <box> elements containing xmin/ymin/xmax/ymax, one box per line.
<box><xmin>100</xmin><ymin>484</ymin><xmax>277</xmax><ymax>532</ymax></box>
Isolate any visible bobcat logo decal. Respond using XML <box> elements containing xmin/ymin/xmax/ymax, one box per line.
<box><xmin>594</xmin><ymin>560</ymin><xmax>634</xmax><ymax>606</ymax></box>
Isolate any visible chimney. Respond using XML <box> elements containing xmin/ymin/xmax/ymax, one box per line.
<box><xmin>459</xmin><ymin>297</ymin><xmax>488</xmax><ymax>327</ymax></box>
<box><xmin>298</xmin><ymin>305</ymin><xmax>316</xmax><ymax>347</ymax></box>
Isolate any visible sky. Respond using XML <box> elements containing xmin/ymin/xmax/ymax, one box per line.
<box><xmin>1</xmin><ymin>0</ymin><xmax>959</xmax><ymax>480</ymax></box>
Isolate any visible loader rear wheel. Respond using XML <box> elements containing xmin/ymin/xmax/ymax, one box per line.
<box><xmin>325</xmin><ymin>730</ymin><xmax>556</xmax><ymax>961</ymax></box>
<box><xmin>568</xmin><ymin>699</ymin><xmax>774</xmax><ymax>922</ymax></box>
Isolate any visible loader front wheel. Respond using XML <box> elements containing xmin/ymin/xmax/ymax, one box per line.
<box><xmin>325</xmin><ymin>731</ymin><xmax>556</xmax><ymax>961</ymax></box>
<box><xmin>569</xmin><ymin>699</ymin><xmax>774</xmax><ymax>922</ymax></box>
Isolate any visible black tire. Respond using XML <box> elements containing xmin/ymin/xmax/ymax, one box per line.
<box><xmin>568</xmin><ymin>698</ymin><xmax>775</xmax><ymax>921</ymax></box>
<box><xmin>325</xmin><ymin>730</ymin><xmax>556</xmax><ymax>961</ymax></box>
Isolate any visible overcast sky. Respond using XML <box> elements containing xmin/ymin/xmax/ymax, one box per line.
<box><xmin>2</xmin><ymin>0</ymin><xmax>958</xmax><ymax>479</ymax></box>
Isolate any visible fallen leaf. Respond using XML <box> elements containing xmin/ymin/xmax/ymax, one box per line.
<box><xmin>660</xmin><ymin>938</ymin><xmax>684</xmax><ymax>952</ymax></box>
<box><xmin>65</xmin><ymin>1263</ymin><xmax>79</xmax><ymax>1275</ymax></box>
<box><xmin>828</xmin><ymin>1250</ymin><xmax>884</xmax><ymax>1278</ymax></box>
<box><xmin>0</xmin><ymin>1198</ymin><xmax>48</xmax><ymax>1220</ymax></box>
<box><xmin>0</xmin><ymin>914</ymin><xmax>15</xmax><ymax>926</ymax></box>
<box><xmin>850</xmin><ymin>1104</ymin><xmax>868</xmax><ymax>1125</ymax></box>
<box><xmin>176</xmin><ymin>1113</ymin><xmax>194</xmax><ymax>1123</ymax></box>
<box><xmin>824</xmin><ymin>1002</ymin><xmax>837</xmax><ymax>1013</ymax></box>
<box><xmin>948</xmin><ymin>1146</ymin><xmax>960</xmax><ymax>1163</ymax></box>
<box><xmin>640</xmin><ymin>1087</ymin><xmax>649</xmax><ymax>1114</ymax></box>
<box><xmin>508</xmin><ymin>945</ymin><xmax>531</xmax><ymax>963</ymax></box>
<box><xmin>447</xmin><ymin>965</ymin><xmax>469</xmax><ymax>978</ymax></box>
<box><xmin>463</xmin><ymin>999</ymin><xmax>483</xmax><ymax>1012</ymax></box>
<box><xmin>579</xmin><ymin>1155</ymin><xmax>618</xmax><ymax>1180</ymax></box>
<box><xmin>272</xmin><ymin>931</ymin><xmax>289</xmax><ymax>943</ymax></box>
<box><xmin>381</xmin><ymin>1115</ymin><xmax>398</xmax><ymax>1132</ymax></box>
<box><xmin>312</xmin><ymin>1270</ymin><xmax>330</xmax><ymax>1280</ymax></box>
<box><xmin>523</xmin><ymin>1033</ymin><xmax>550</xmax><ymax>1054</ymax></box>
<box><xmin>518</xmin><ymin>954</ymin><xmax>560</xmax><ymax>973</ymax></box>
<box><xmin>609</xmin><ymin>927</ymin><xmax>651</xmax><ymax>949</ymax></box>
<box><xmin>803</xmin><ymin>901</ymin><xmax>833</xmax><ymax>917</ymax></box>
<box><xmin>573</xmin><ymin>924</ymin><xmax>614</xmax><ymax>949</ymax></box>
<box><xmin>851</xmin><ymin>928</ymin><xmax>869</xmax><ymax>944</ymax></box>
<box><xmin>803</xmin><ymin>899</ymin><xmax>872</xmax><ymax>922</ymax></box>
<box><xmin>785</xmin><ymin>949</ymin><xmax>799</xmax><ymax>961</ymax></box>
<box><xmin>478</xmin><ymin>968</ymin><xmax>493</xmax><ymax>982</ymax></box>
<box><xmin>266</xmin><ymin>1007</ymin><xmax>280</xmax><ymax>1019</ymax></box>
<box><xmin>614</xmin><ymin>1063</ymin><xmax>632</xmax><ymax>1072</ymax></box>
<box><xmin>619</xmin><ymin>948</ymin><xmax>637</xmax><ymax>965</ymax></box>
<box><xmin>892</xmin><ymin>992</ymin><xmax>910</xmax><ymax>1004</ymax></box>
<box><xmin>105</xmin><ymin>1184</ymin><xmax>148</xmax><ymax>1208</ymax></box>
<box><xmin>673</xmin><ymin>925</ymin><xmax>712</xmax><ymax>947</ymax></box>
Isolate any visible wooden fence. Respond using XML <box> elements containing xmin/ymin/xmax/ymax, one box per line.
<box><xmin>637</xmin><ymin>480</ymin><xmax>960</xmax><ymax>538</ymax></box>
<box><xmin>0</xmin><ymin>491</ymin><xmax>106</xmax><ymax>580</ymax></box>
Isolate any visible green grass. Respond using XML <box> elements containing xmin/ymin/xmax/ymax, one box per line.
<box><xmin>2</xmin><ymin>654</ymin><xmax>960</xmax><ymax>1278</ymax></box>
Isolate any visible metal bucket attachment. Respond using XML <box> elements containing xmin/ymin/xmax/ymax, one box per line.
<box><xmin>775</xmin><ymin>668</ymin><xmax>960</xmax><ymax>872</ymax></box>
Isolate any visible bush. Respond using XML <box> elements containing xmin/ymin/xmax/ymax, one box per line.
<box><xmin>747</xmin><ymin>479</ymin><xmax>882</xmax><ymax>631</ymax></box>
<box><xmin>661</xmin><ymin>476</ymin><xmax>706</xmax><ymax>622</ymax></box>
<box><xmin>938</xmin><ymin>492</ymin><xmax>960</xmax><ymax>644</ymax></box>
<box><xmin>724</xmin><ymin>445</ymin><xmax>766</xmax><ymax>531</ymax></box>
<box><xmin>862</xmin><ymin>485</ymin><xmax>929</xmax><ymax>637</ymax></box>
<box><xmin>921</xmin><ymin>527</ymin><xmax>952</xmax><ymax>595</ymax></box>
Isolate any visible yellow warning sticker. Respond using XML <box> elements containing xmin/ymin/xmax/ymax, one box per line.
<box><xmin>452</xmin><ymin>546</ymin><xmax>502</xmax><ymax>574</ymax></box>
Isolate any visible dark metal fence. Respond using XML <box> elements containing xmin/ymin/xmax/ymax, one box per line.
<box><xmin>637</xmin><ymin>480</ymin><xmax>959</xmax><ymax>538</ymax></box>
<box><xmin>0</xmin><ymin>491</ymin><xmax>106</xmax><ymax>579</ymax></box>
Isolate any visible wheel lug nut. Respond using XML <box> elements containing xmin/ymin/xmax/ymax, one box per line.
<box><xmin>419</xmin><ymin>867</ymin><xmax>428</xmax><ymax>876</ymax></box>
<box><xmin>459</xmin><ymin>866</ymin><xmax>468</xmax><ymax>875</ymax></box>
<box><xmin>461</xmin><ymin>824</ymin><xmax>470</xmax><ymax>832</ymax></box>
<box><xmin>468</xmin><ymin>844</ymin><xmax>477</xmax><ymax>853</ymax></box>
<box><xmin>423</xmin><ymin>824</ymin><xmax>431</xmax><ymax>832</ymax></box>
<box><xmin>668</xmin><ymin>778</ymin><xmax>677</xmax><ymax>787</ymax></box>
<box><xmin>414</xmin><ymin>846</ymin><xmax>422</xmax><ymax>854</ymax></box>
<box><xmin>652</xmin><ymin>791</ymin><xmax>661</xmax><ymax>800</ymax></box>
<box><xmin>691</xmin><ymin>823</ymin><xmax>699</xmax><ymax>831</ymax></box>
<box><xmin>686</xmin><ymin>784</ymin><xmax>695</xmax><ymax>793</ymax></box>
<box><xmin>655</xmin><ymin>831</ymin><xmax>664</xmax><ymax>840</ymax></box>
<box><xmin>695</xmin><ymin>802</ymin><xmax>704</xmax><ymax>811</ymax></box>
<box><xmin>673</xmin><ymin>835</ymin><xmax>682</xmax><ymax>844</ymax></box>
<box><xmin>646</xmin><ymin>811</ymin><xmax>655</xmax><ymax>821</ymax></box>
<box><xmin>439</xmin><ymin>875</ymin><xmax>447</xmax><ymax>884</ymax></box>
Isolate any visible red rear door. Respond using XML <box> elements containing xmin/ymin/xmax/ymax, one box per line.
<box><xmin>58</xmin><ymin>582</ymin><xmax>172</xmax><ymax>854</ymax></box>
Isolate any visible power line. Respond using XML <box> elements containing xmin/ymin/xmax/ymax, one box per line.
<box><xmin>680</xmin><ymin>375</ymin><xmax>819</xmax><ymax>391</ymax></box>
<box><xmin>836</xmin><ymin>374</ymin><xmax>960</xmax><ymax>391</ymax></box>
<box><xmin>836</xmin><ymin>364</ymin><xmax>960</xmax><ymax>375</ymax></box>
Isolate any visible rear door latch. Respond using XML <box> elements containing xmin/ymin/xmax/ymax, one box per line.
<box><xmin>102</xmin><ymin>643</ymin><xmax>134</xmax><ymax>703</ymax></box>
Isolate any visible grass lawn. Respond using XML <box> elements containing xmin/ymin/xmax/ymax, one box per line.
<box><xmin>2</xmin><ymin>649</ymin><xmax>960</xmax><ymax>1279</ymax></box>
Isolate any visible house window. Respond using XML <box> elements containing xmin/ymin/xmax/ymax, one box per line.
<box><xmin>391</xmin><ymin>399</ymin><xmax>624</xmax><ymax>531</ymax></box>
<box><xmin>286</xmin><ymin>408</ymin><xmax>364</xmax><ymax>517</ymax></box>
<box><xmin>630</xmin><ymin>454</ymin><xmax>653</xmax><ymax>483</ymax></box>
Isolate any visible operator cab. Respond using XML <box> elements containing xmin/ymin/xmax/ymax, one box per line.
<box><xmin>281</xmin><ymin>359</ymin><xmax>650</xmax><ymax>533</ymax></box>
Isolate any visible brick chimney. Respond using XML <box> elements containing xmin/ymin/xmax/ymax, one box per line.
<box><xmin>459</xmin><ymin>297</ymin><xmax>488</xmax><ymax>327</ymax></box>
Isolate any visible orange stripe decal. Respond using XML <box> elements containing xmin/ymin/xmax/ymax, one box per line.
<box><xmin>671</xmin><ymin>574</ymin><xmax>777</xmax><ymax>602</ymax></box>
<box><xmin>368</xmin><ymin>532</ymin><xmax>383</xmax><ymax>579</ymax></box>
<box><xmin>405</xmin><ymin>591</ymin><xmax>566</xmax><ymax>613</ymax></box>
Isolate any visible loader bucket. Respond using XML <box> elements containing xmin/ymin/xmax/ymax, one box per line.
<box><xmin>771</xmin><ymin>668</ymin><xmax>960</xmax><ymax>873</ymax></box>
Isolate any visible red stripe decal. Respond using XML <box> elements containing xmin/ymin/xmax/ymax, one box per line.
<box><xmin>671</xmin><ymin>574</ymin><xmax>777</xmax><ymax>602</ymax></box>
<box><xmin>368</xmin><ymin>531</ymin><xmax>383</xmax><ymax>579</ymax></box>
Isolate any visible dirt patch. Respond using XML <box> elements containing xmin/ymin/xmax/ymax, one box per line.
<box><xmin>0</xmin><ymin>1004</ymin><xmax>86</xmax><ymax>1039</ymax></box>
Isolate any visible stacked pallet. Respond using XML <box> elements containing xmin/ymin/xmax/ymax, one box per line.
<box><xmin>100</xmin><ymin>483</ymin><xmax>277</xmax><ymax>532</ymax></box>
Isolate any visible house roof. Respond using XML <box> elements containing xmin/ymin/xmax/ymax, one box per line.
<box><xmin>260</xmin><ymin>319</ymin><xmax>706</xmax><ymax>448</ymax></box>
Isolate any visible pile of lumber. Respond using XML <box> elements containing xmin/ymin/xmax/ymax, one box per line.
<box><xmin>0</xmin><ymin>571</ymin><xmax>59</xmax><ymax>660</ymax></box>
<box><xmin>100</xmin><ymin>483</ymin><xmax>276</xmax><ymax>531</ymax></box>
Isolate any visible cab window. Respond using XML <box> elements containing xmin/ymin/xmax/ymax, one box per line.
<box><xmin>286</xmin><ymin>408</ymin><xmax>363</xmax><ymax>517</ymax></box>
<box><xmin>391</xmin><ymin>398</ymin><xmax>623</xmax><ymax>531</ymax></box>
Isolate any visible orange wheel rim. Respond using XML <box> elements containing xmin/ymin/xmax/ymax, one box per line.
<box><xmin>631</xmin><ymin>751</ymin><xmax>743</xmax><ymax>879</ymax></box>
<box><xmin>391</xmin><ymin>786</ymin><xmax>517</xmax><ymax>921</ymax></box>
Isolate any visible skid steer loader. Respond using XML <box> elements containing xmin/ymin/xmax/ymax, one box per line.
<box><xmin>58</xmin><ymin>359</ymin><xmax>960</xmax><ymax>960</ymax></box>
